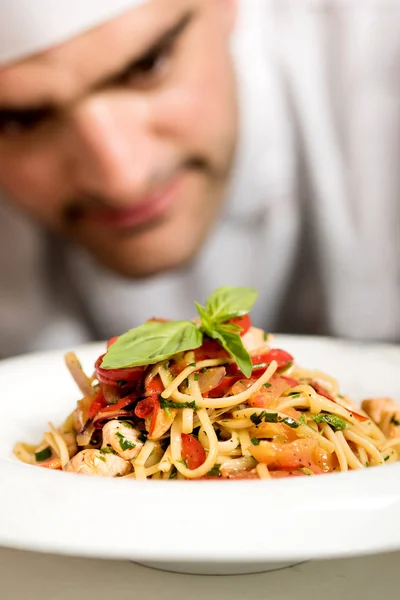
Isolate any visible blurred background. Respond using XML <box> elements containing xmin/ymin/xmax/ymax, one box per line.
<box><xmin>0</xmin><ymin>0</ymin><xmax>399</xmax><ymax>359</ymax></box>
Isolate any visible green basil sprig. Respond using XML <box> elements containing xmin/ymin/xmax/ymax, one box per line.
<box><xmin>101</xmin><ymin>286</ymin><xmax>258</xmax><ymax>376</ymax></box>
<box><xmin>101</xmin><ymin>320</ymin><xmax>202</xmax><ymax>369</ymax></box>
<box><xmin>195</xmin><ymin>286</ymin><xmax>258</xmax><ymax>377</ymax></box>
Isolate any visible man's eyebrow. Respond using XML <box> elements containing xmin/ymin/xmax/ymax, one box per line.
<box><xmin>0</xmin><ymin>9</ymin><xmax>196</xmax><ymax>120</ymax></box>
<box><xmin>98</xmin><ymin>9</ymin><xmax>195</xmax><ymax>90</ymax></box>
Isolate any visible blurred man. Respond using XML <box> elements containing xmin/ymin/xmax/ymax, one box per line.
<box><xmin>1</xmin><ymin>0</ymin><xmax>400</xmax><ymax>357</ymax></box>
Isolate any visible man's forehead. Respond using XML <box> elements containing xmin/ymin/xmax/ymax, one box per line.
<box><xmin>0</xmin><ymin>0</ymin><xmax>192</xmax><ymax>108</ymax></box>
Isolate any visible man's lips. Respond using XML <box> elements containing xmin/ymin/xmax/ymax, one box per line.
<box><xmin>86</xmin><ymin>176</ymin><xmax>182</xmax><ymax>230</ymax></box>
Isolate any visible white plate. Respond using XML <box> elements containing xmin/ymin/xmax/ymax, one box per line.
<box><xmin>1</xmin><ymin>335</ymin><xmax>400</xmax><ymax>575</ymax></box>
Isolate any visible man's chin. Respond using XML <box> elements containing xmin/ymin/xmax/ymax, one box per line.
<box><xmin>85</xmin><ymin>239</ymin><xmax>201</xmax><ymax>280</ymax></box>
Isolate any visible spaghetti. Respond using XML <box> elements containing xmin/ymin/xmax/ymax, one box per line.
<box><xmin>14</xmin><ymin>287</ymin><xmax>400</xmax><ymax>480</ymax></box>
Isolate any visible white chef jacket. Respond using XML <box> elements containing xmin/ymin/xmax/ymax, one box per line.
<box><xmin>1</xmin><ymin>0</ymin><xmax>400</xmax><ymax>358</ymax></box>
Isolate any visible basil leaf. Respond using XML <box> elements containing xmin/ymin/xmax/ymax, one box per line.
<box><xmin>313</xmin><ymin>414</ymin><xmax>349</xmax><ymax>431</ymax></box>
<box><xmin>211</xmin><ymin>327</ymin><xmax>252</xmax><ymax>377</ymax></box>
<box><xmin>195</xmin><ymin>302</ymin><xmax>213</xmax><ymax>336</ymax></box>
<box><xmin>204</xmin><ymin>286</ymin><xmax>259</xmax><ymax>323</ymax></box>
<box><xmin>101</xmin><ymin>321</ymin><xmax>203</xmax><ymax>369</ymax></box>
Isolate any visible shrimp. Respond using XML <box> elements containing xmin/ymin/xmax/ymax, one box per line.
<box><xmin>102</xmin><ymin>420</ymin><xmax>144</xmax><ymax>460</ymax></box>
<box><xmin>362</xmin><ymin>397</ymin><xmax>400</xmax><ymax>439</ymax></box>
<box><xmin>64</xmin><ymin>449</ymin><xmax>132</xmax><ymax>477</ymax></box>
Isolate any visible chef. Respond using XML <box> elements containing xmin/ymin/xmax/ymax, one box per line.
<box><xmin>0</xmin><ymin>0</ymin><xmax>399</xmax><ymax>358</ymax></box>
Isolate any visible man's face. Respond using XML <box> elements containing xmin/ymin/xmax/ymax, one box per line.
<box><xmin>0</xmin><ymin>0</ymin><xmax>237</xmax><ymax>277</ymax></box>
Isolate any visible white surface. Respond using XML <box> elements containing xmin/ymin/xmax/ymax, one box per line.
<box><xmin>0</xmin><ymin>547</ymin><xmax>399</xmax><ymax>600</ymax></box>
<box><xmin>1</xmin><ymin>336</ymin><xmax>400</xmax><ymax>573</ymax></box>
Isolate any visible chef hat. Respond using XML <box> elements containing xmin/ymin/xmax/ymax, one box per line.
<box><xmin>0</xmin><ymin>0</ymin><xmax>146</xmax><ymax>66</ymax></box>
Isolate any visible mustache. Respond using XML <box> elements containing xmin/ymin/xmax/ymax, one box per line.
<box><xmin>62</xmin><ymin>156</ymin><xmax>209</xmax><ymax>226</ymax></box>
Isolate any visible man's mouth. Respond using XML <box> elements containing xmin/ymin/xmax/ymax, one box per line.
<box><xmin>82</xmin><ymin>175</ymin><xmax>183</xmax><ymax>231</ymax></box>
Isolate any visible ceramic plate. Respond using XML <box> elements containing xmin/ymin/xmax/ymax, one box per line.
<box><xmin>1</xmin><ymin>335</ymin><xmax>400</xmax><ymax>575</ymax></box>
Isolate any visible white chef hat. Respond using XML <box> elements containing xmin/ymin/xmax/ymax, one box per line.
<box><xmin>0</xmin><ymin>0</ymin><xmax>146</xmax><ymax>66</ymax></box>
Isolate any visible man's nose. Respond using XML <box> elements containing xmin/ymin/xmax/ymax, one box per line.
<box><xmin>65</xmin><ymin>95</ymin><xmax>157</xmax><ymax>206</ymax></box>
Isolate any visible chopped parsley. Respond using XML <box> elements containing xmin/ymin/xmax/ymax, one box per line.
<box><xmin>207</xmin><ymin>465</ymin><xmax>222</xmax><ymax>477</ymax></box>
<box><xmin>160</xmin><ymin>398</ymin><xmax>198</xmax><ymax>410</ymax></box>
<box><xmin>365</xmin><ymin>462</ymin><xmax>370</xmax><ymax>468</ymax></box>
<box><xmin>189</xmin><ymin>363</ymin><xmax>196</xmax><ymax>368</ymax></box>
<box><xmin>164</xmin><ymin>407</ymin><xmax>172</xmax><ymax>418</ymax></box>
<box><xmin>177</xmin><ymin>459</ymin><xmax>189</xmax><ymax>468</ymax></box>
<box><xmin>138</xmin><ymin>433</ymin><xmax>147</xmax><ymax>444</ymax></box>
<box><xmin>282</xmin><ymin>417</ymin><xmax>299</xmax><ymax>429</ymax></box>
<box><xmin>101</xmin><ymin>446</ymin><xmax>117</xmax><ymax>455</ymax></box>
<box><xmin>116</xmin><ymin>431</ymin><xmax>136</xmax><ymax>452</ymax></box>
<box><xmin>250</xmin><ymin>411</ymin><xmax>300</xmax><ymax>429</ymax></box>
<box><xmin>263</xmin><ymin>332</ymin><xmax>269</xmax><ymax>341</ymax></box>
<box><xmin>169</xmin><ymin>467</ymin><xmax>178</xmax><ymax>479</ymax></box>
<box><xmin>384</xmin><ymin>455</ymin><xmax>390</xmax><ymax>462</ymax></box>
<box><xmin>117</xmin><ymin>380</ymin><xmax>127</xmax><ymax>387</ymax></box>
<box><xmin>194</xmin><ymin>373</ymin><xmax>199</xmax><ymax>381</ymax></box>
<box><xmin>251</xmin><ymin>437</ymin><xmax>260</xmax><ymax>446</ymax></box>
<box><xmin>98</xmin><ymin>455</ymin><xmax>106</xmax><ymax>463</ymax></box>
<box><xmin>119</xmin><ymin>420</ymin><xmax>133</xmax><ymax>429</ymax></box>
<box><xmin>263</xmin><ymin>383</ymin><xmax>272</xmax><ymax>389</ymax></box>
<box><xmin>250</xmin><ymin>411</ymin><xmax>279</xmax><ymax>425</ymax></box>
<box><xmin>299</xmin><ymin>413</ymin><xmax>307</xmax><ymax>426</ymax></box>
<box><xmin>313</xmin><ymin>414</ymin><xmax>349</xmax><ymax>431</ymax></box>
<box><xmin>34</xmin><ymin>447</ymin><xmax>52</xmax><ymax>462</ymax></box>
<box><xmin>288</xmin><ymin>392</ymin><xmax>301</xmax><ymax>398</ymax></box>
<box><xmin>390</xmin><ymin>415</ymin><xmax>400</xmax><ymax>426</ymax></box>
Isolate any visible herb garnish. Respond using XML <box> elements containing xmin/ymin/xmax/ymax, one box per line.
<box><xmin>101</xmin><ymin>287</ymin><xmax>258</xmax><ymax>377</ymax></box>
<box><xmin>101</xmin><ymin>447</ymin><xmax>117</xmax><ymax>455</ymax></box>
<box><xmin>313</xmin><ymin>414</ymin><xmax>349</xmax><ymax>431</ymax></box>
<box><xmin>251</xmin><ymin>437</ymin><xmax>260</xmax><ymax>446</ymax></box>
<box><xmin>250</xmin><ymin>411</ymin><xmax>279</xmax><ymax>425</ymax></box>
<box><xmin>34</xmin><ymin>447</ymin><xmax>52</xmax><ymax>462</ymax></box>
<box><xmin>207</xmin><ymin>465</ymin><xmax>222</xmax><ymax>477</ymax></box>
<box><xmin>250</xmin><ymin>411</ymin><xmax>300</xmax><ymax>428</ymax></box>
<box><xmin>160</xmin><ymin>398</ymin><xmax>198</xmax><ymax>410</ymax></box>
<box><xmin>116</xmin><ymin>431</ymin><xmax>136</xmax><ymax>451</ymax></box>
<box><xmin>390</xmin><ymin>415</ymin><xmax>400</xmax><ymax>426</ymax></box>
<box><xmin>299</xmin><ymin>413</ymin><xmax>307</xmax><ymax>426</ymax></box>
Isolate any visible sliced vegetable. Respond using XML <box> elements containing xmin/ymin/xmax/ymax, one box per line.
<box><xmin>95</xmin><ymin>355</ymin><xmax>145</xmax><ymax>387</ymax></box>
<box><xmin>197</xmin><ymin>366</ymin><xmax>226</xmax><ymax>394</ymax></box>
<box><xmin>181</xmin><ymin>434</ymin><xmax>206</xmax><ymax>470</ymax></box>
<box><xmin>88</xmin><ymin>390</ymin><xmax>107</xmax><ymax>420</ymax></box>
<box><xmin>225</xmin><ymin>314</ymin><xmax>252</xmax><ymax>337</ymax></box>
<box><xmin>35</xmin><ymin>447</ymin><xmax>52</xmax><ymax>462</ymax></box>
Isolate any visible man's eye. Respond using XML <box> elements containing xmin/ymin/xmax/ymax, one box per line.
<box><xmin>123</xmin><ymin>45</ymin><xmax>173</xmax><ymax>88</ymax></box>
<box><xmin>0</xmin><ymin>111</ymin><xmax>52</xmax><ymax>138</ymax></box>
